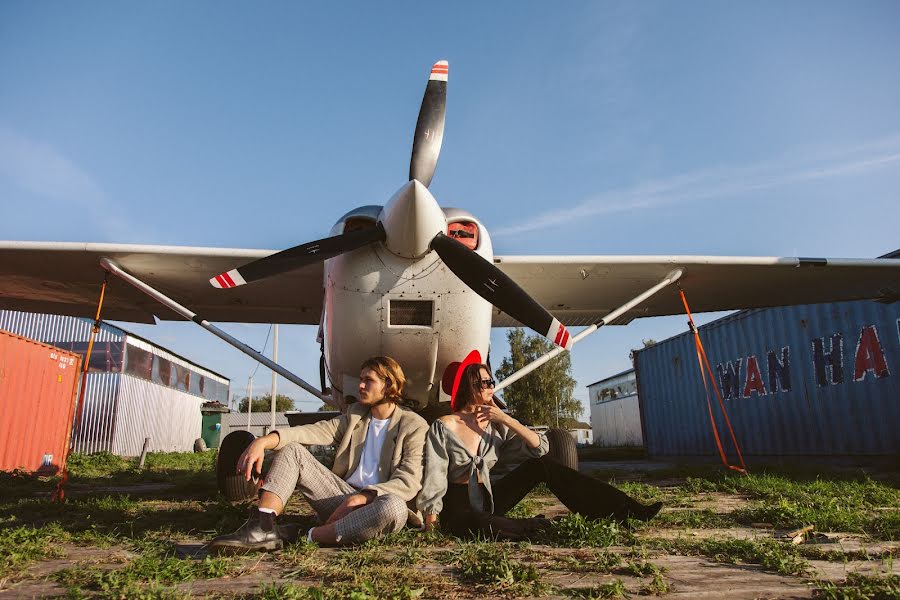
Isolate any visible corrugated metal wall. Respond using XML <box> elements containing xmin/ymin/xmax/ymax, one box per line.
<box><xmin>220</xmin><ymin>412</ymin><xmax>290</xmax><ymax>440</ymax></box>
<box><xmin>0</xmin><ymin>311</ymin><xmax>124</xmax><ymax>343</ymax></box>
<box><xmin>588</xmin><ymin>370</ymin><xmax>644</xmax><ymax>448</ymax></box>
<box><xmin>635</xmin><ymin>300</ymin><xmax>900</xmax><ymax>456</ymax></box>
<box><xmin>2</xmin><ymin>311</ymin><xmax>229</xmax><ymax>456</ymax></box>
<box><xmin>0</xmin><ymin>331</ymin><xmax>81</xmax><ymax>473</ymax></box>
<box><xmin>69</xmin><ymin>374</ymin><xmax>206</xmax><ymax>455</ymax></box>
<box><xmin>112</xmin><ymin>376</ymin><xmax>204</xmax><ymax>455</ymax></box>
<box><xmin>71</xmin><ymin>373</ymin><xmax>120</xmax><ymax>455</ymax></box>
<box><xmin>591</xmin><ymin>397</ymin><xmax>644</xmax><ymax>447</ymax></box>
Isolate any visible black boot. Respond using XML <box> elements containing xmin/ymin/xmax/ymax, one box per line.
<box><xmin>631</xmin><ymin>501</ymin><xmax>663</xmax><ymax>522</ymax></box>
<box><xmin>208</xmin><ymin>507</ymin><xmax>284</xmax><ymax>555</ymax></box>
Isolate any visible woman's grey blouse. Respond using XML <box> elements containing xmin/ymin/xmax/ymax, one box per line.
<box><xmin>417</xmin><ymin>419</ymin><xmax>549</xmax><ymax>516</ymax></box>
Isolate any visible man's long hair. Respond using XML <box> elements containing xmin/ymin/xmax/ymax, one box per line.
<box><xmin>360</xmin><ymin>356</ymin><xmax>406</xmax><ymax>403</ymax></box>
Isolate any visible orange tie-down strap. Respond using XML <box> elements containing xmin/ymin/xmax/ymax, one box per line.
<box><xmin>678</xmin><ymin>288</ymin><xmax>747</xmax><ymax>474</ymax></box>
<box><xmin>53</xmin><ymin>276</ymin><xmax>108</xmax><ymax>502</ymax></box>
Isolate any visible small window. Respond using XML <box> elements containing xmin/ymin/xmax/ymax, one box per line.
<box><xmin>447</xmin><ymin>221</ymin><xmax>478</xmax><ymax>250</ymax></box>
<box><xmin>124</xmin><ymin>346</ymin><xmax>153</xmax><ymax>380</ymax></box>
<box><xmin>389</xmin><ymin>300</ymin><xmax>433</xmax><ymax>326</ymax></box>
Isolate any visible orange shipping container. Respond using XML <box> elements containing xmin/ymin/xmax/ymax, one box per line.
<box><xmin>0</xmin><ymin>329</ymin><xmax>82</xmax><ymax>473</ymax></box>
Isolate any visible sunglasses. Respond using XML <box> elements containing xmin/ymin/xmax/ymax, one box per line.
<box><xmin>479</xmin><ymin>378</ymin><xmax>496</xmax><ymax>389</ymax></box>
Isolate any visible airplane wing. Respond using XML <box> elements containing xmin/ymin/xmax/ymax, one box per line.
<box><xmin>0</xmin><ymin>241</ymin><xmax>324</xmax><ymax>324</ymax></box>
<box><xmin>492</xmin><ymin>255</ymin><xmax>900</xmax><ymax>327</ymax></box>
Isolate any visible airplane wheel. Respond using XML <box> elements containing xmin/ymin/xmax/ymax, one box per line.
<box><xmin>216</xmin><ymin>430</ymin><xmax>260</xmax><ymax>502</ymax></box>
<box><xmin>545</xmin><ymin>427</ymin><xmax>579</xmax><ymax>471</ymax></box>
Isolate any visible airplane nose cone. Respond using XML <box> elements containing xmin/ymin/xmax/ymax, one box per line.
<box><xmin>379</xmin><ymin>180</ymin><xmax>446</xmax><ymax>259</ymax></box>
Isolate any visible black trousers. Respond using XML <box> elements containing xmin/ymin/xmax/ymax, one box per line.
<box><xmin>439</xmin><ymin>455</ymin><xmax>647</xmax><ymax>539</ymax></box>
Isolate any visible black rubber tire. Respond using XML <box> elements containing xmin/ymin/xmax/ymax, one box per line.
<box><xmin>216</xmin><ymin>430</ymin><xmax>260</xmax><ymax>502</ymax></box>
<box><xmin>545</xmin><ymin>427</ymin><xmax>579</xmax><ymax>471</ymax></box>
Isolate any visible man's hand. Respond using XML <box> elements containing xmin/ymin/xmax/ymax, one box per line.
<box><xmin>236</xmin><ymin>433</ymin><xmax>279</xmax><ymax>481</ymax></box>
<box><xmin>423</xmin><ymin>513</ymin><xmax>439</xmax><ymax>532</ymax></box>
<box><xmin>324</xmin><ymin>492</ymin><xmax>373</xmax><ymax>525</ymax></box>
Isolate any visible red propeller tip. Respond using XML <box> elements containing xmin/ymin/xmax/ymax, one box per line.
<box><xmin>547</xmin><ymin>319</ymin><xmax>573</xmax><ymax>350</ymax></box>
<box><xmin>430</xmin><ymin>61</ymin><xmax>449</xmax><ymax>81</ymax></box>
<box><xmin>210</xmin><ymin>269</ymin><xmax>246</xmax><ymax>289</ymax></box>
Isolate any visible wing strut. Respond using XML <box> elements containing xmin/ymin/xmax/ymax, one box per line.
<box><xmin>99</xmin><ymin>258</ymin><xmax>330</xmax><ymax>402</ymax></box>
<box><xmin>495</xmin><ymin>269</ymin><xmax>684</xmax><ymax>393</ymax></box>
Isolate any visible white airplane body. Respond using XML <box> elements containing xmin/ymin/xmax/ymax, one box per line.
<box><xmin>323</xmin><ymin>195</ymin><xmax>494</xmax><ymax>410</ymax></box>
<box><xmin>1</xmin><ymin>61</ymin><xmax>899</xmax><ymax>414</ymax></box>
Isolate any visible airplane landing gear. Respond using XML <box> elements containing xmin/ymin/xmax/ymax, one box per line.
<box><xmin>545</xmin><ymin>427</ymin><xmax>579</xmax><ymax>471</ymax></box>
<box><xmin>216</xmin><ymin>430</ymin><xmax>261</xmax><ymax>501</ymax></box>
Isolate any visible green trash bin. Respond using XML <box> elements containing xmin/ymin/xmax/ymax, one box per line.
<box><xmin>200</xmin><ymin>404</ymin><xmax>230</xmax><ymax>449</ymax></box>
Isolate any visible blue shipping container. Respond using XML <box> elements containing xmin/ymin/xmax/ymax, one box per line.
<box><xmin>635</xmin><ymin>300</ymin><xmax>899</xmax><ymax>456</ymax></box>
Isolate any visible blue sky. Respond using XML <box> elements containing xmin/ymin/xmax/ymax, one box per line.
<box><xmin>2</xmin><ymin>2</ymin><xmax>899</xmax><ymax>414</ymax></box>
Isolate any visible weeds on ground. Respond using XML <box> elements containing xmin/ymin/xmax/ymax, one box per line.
<box><xmin>53</xmin><ymin>542</ymin><xmax>239</xmax><ymax>597</ymax></box>
<box><xmin>506</xmin><ymin>495</ymin><xmax>541</xmax><ymax>518</ymax></box>
<box><xmin>259</xmin><ymin>581</ymin><xmax>425</xmax><ymax>600</ymax></box>
<box><xmin>675</xmin><ymin>471</ymin><xmax>899</xmax><ymax>540</ymax></box>
<box><xmin>813</xmin><ymin>571</ymin><xmax>900</xmax><ymax>599</ymax></box>
<box><xmin>652</xmin><ymin>509</ymin><xmax>731</xmax><ymax>529</ymax></box>
<box><xmin>451</xmin><ymin>540</ymin><xmax>542</xmax><ymax>594</ymax></box>
<box><xmin>548</xmin><ymin>513</ymin><xmax>633</xmax><ymax>548</ymax></box>
<box><xmin>647</xmin><ymin>536</ymin><xmax>810</xmax><ymax>576</ymax></box>
<box><xmin>552</xmin><ymin>549</ymin><xmax>623</xmax><ymax>573</ymax></box>
<box><xmin>0</xmin><ymin>522</ymin><xmax>68</xmax><ymax>580</ymax></box>
<box><xmin>564</xmin><ymin>579</ymin><xmax>630</xmax><ymax>599</ymax></box>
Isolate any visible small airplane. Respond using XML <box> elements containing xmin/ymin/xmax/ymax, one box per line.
<box><xmin>2</xmin><ymin>60</ymin><xmax>899</xmax><ymax>417</ymax></box>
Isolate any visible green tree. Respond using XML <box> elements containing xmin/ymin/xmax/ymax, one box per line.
<box><xmin>238</xmin><ymin>394</ymin><xmax>296</xmax><ymax>413</ymax></box>
<box><xmin>495</xmin><ymin>328</ymin><xmax>581</xmax><ymax>427</ymax></box>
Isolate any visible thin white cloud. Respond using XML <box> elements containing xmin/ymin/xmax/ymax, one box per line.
<box><xmin>0</xmin><ymin>127</ymin><xmax>103</xmax><ymax>204</ymax></box>
<box><xmin>0</xmin><ymin>127</ymin><xmax>145</xmax><ymax>240</ymax></box>
<box><xmin>493</xmin><ymin>136</ymin><xmax>900</xmax><ymax>237</ymax></box>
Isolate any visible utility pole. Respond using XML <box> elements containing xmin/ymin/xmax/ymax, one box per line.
<box><xmin>556</xmin><ymin>395</ymin><xmax>560</xmax><ymax>428</ymax></box>
<box><xmin>247</xmin><ymin>376</ymin><xmax>253</xmax><ymax>429</ymax></box>
<box><xmin>270</xmin><ymin>324</ymin><xmax>279</xmax><ymax>429</ymax></box>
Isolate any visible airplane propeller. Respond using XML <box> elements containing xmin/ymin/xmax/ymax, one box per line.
<box><xmin>209</xmin><ymin>225</ymin><xmax>385</xmax><ymax>288</ymax></box>
<box><xmin>430</xmin><ymin>233</ymin><xmax>572</xmax><ymax>349</ymax></box>
<box><xmin>409</xmin><ymin>60</ymin><xmax>448</xmax><ymax>188</ymax></box>
<box><xmin>209</xmin><ymin>60</ymin><xmax>572</xmax><ymax>350</ymax></box>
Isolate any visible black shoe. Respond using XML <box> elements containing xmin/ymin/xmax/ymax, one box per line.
<box><xmin>633</xmin><ymin>501</ymin><xmax>663</xmax><ymax>521</ymax></box>
<box><xmin>208</xmin><ymin>507</ymin><xmax>285</xmax><ymax>555</ymax></box>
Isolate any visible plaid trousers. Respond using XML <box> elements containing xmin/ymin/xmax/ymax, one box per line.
<box><xmin>261</xmin><ymin>442</ymin><xmax>408</xmax><ymax>544</ymax></box>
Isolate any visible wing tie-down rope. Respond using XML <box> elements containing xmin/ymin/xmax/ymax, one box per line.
<box><xmin>678</xmin><ymin>286</ymin><xmax>747</xmax><ymax>475</ymax></box>
<box><xmin>53</xmin><ymin>274</ymin><xmax>108</xmax><ymax>502</ymax></box>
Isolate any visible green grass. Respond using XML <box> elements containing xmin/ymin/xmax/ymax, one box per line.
<box><xmin>0</xmin><ymin>522</ymin><xmax>69</xmax><ymax>579</ymax></box>
<box><xmin>53</xmin><ymin>544</ymin><xmax>239</xmax><ymax>598</ymax></box>
<box><xmin>564</xmin><ymin>579</ymin><xmax>630</xmax><ymax>599</ymax></box>
<box><xmin>813</xmin><ymin>571</ymin><xmax>900</xmax><ymax>599</ymax></box>
<box><xmin>2</xmin><ymin>452</ymin><xmax>897</xmax><ymax>597</ymax></box>
<box><xmin>547</xmin><ymin>513</ymin><xmax>634</xmax><ymax>548</ymax></box>
<box><xmin>647</xmin><ymin>536</ymin><xmax>811</xmax><ymax>576</ymax></box>
<box><xmin>259</xmin><ymin>581</ymin><xmax>426</xmax><ymax>600</ymax></box>
<box><xmin>451</xmin><ymin>541</ymin><xmax>543</xmax><ymax>594</ymax></box>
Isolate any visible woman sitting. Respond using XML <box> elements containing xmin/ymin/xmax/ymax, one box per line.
<box><xmin>418</xmin><ymin>350</ymin><xmax>661</xmax><ymax>540</ymax></box>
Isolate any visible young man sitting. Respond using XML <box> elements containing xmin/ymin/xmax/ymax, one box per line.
<box><xmin>209</xmin><ymin>356</ymin><xmax>428</xmax><ymax>553</ymax></box>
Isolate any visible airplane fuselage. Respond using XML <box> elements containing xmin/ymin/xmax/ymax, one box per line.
<box><xmin>323</xmin><ymin>201</ymin><xmax>493</xmax><ymax>410</ymax></box>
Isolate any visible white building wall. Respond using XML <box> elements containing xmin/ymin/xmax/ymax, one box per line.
<box><xmin>588</xmin><ymin>370</ymin><xmax>644</xmax><ymax>448</ymax></box>
<box><xmin>112</xmin><ymin>375</ymin><xmax>204</xmax><ymax>455</ymax></box>
<box><xmin>591</xmin><ymin>396</ymin><xmax>643</xmax><ymax>447</ymax></box>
